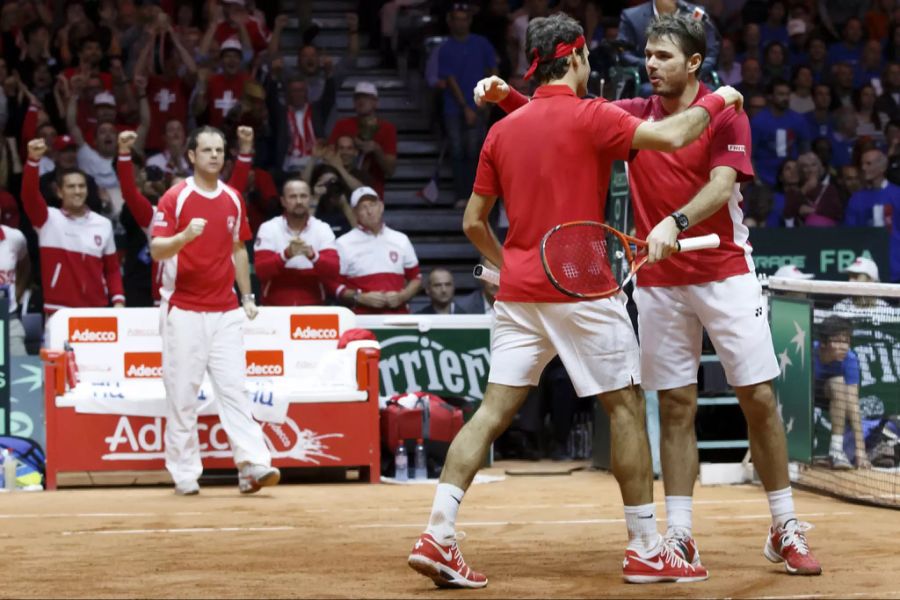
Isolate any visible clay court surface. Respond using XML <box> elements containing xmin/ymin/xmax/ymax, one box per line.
<box><xmin>1</xmin><ymin>462</ymin><xmax>899</xmax><ymax>599</ymax></box>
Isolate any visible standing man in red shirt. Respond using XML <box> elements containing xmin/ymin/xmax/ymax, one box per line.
<box><xmin>150</xmin><ymin>126</ymin><xmax>279</xmax><ymax>496</ymax></box>
<box><xmin>193</xmin><ymin>38</ymin><xmax>249</xmax><ymax>130</ymax></box>
<box><xmin>408</xmin><ymin>13</ymin><xmax>743</xmax><ymax>589</ymax></box>
<box><xmin>328</xmin><ymin>82</ymin><xmax>397</xmax><ymax>199</ymax></box>
<box><xmin>477</xmin><ymin>14</ymin><xmax>820</xmax><ymax>578</ymax></box>
<box><xmin>254</xmin><ymin>177</ymin><xmax>340</xmax><ymax>306</ymax></box>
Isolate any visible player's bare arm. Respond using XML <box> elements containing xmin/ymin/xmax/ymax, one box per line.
<box><xmin>462</xmin><ymin>192</ymin><xmax>503</xmax><ymax>269</ymax></box>
<box><xmin>632</xmin><ymin>86</ymin><xmax>742</xmax><ymax>152</ymax></box>
<box><xmin>233</xmin><ymin>240</ymin><xmax>258</xmax><ymax>320</ymax></box>
<box><xmin>149</xmin><ymin>218</ymin><xmax>206</xmax><ymax>261</ymax></box>
<box><xmin>646</xmin><ymin>166</ymin><xmax>737</xmax><ymax>263</ymax></box>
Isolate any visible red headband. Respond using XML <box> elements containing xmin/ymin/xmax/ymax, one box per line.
<box><xmin>523</xmin><ymin>35</ymin><xmax>586</xmax><ymax>81</ymax></box>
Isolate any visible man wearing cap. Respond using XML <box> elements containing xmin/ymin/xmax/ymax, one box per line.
<box><xmin>438</xmin><ymin>3</ymin><xmax>497</xmax><ymax>207</ymax></box>
<box><xmin>833</xmin><ymin>257</ymin><xmax>893</xmax><ymax>315</ymax></box>
<box><xmin>214</xmin><ymin>0</ymin><xmax>270</xmax><ymax>56</ymax></box>
<box><xmin>330</xmin><ymin>186</ymin><xmax>421</xmax><ymax>314</ymax></box>
<box><xmin>254</xmin><ymin>177</ymin><xmax>340</xmax><ymax>306</ymax></box>
<box><xmin>328</xmin><ymin>82</ymin><xmax>397</xmax><ymax>199</ymax></box>
<box><xmin>194</xmin><ymin>37</ymin><xmax>249</xmax><ymax>129</ymax></box>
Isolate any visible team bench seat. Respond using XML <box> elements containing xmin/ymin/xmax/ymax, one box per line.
<box><xmin>40</xmin><ymin>306</ymin><xmax>381</xmax><ymax>489</ymax></box>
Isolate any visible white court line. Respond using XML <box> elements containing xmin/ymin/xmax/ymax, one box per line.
<box><xmin>0</xmin><ymin>512</ymin><xmax>204</xmax><ymax>520</ymax></box>
<box><xmin>61</xmin><ymin>526</ymin><xmax>295</xmax><ymax>537</ymax></box>
<box><xmin>308</xmin><ymin>499</ymin><xmax>767</xmax><ymax>514</ymax></box>
<box><xmin>709</xmin><ymin>511</ymin><xmax>855</xmax><ymax>521</ymax></box>
<box><xmin>752</xmin><ymin>591</ymin><xmax>900</xmax><ymax>600</ymax></box>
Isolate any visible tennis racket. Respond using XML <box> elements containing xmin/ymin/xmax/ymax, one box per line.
<box><xmin>540</xmin><ymin>221</ymin><xmax>720</xmax><ymax>299</ymax></box>
<box><xmin>473</xmin><ymin>263</ymin><xmax>500</xmax><ymax>285</ymax></box>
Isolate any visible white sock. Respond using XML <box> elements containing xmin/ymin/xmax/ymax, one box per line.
<box><xmin>830</xmin><ymin>434</ymin><xmax>843</xmax><ymax>455</ymax></box>
<box><xmin>665</xmin><ymin>495</ymin><xmax>693</xmax><ymax>535</ymax></box>
<box><xmin>624</xmin><ymin>503</ymin><xmax>660</xmax><ymax>552</ymax></box>
<box><xmin>767</xmin><ymin>487</ymin><xmax>796</xmax><ymax>529</ymax></box>
<box><xmin>425</xmin><ymin>483</ymin><xmax>465</xmax><ymax>544</ymax></box>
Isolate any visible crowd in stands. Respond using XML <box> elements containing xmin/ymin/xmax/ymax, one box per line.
<box><xmin>0</xmin><ymin>0</ymin><xmax>899</xmax><ymax>360</ymax></box>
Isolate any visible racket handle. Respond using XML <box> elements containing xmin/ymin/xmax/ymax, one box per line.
<box><xmin>473</xmin><ymin>264</ymin><xmax>501</xmax><ymax>285</ymax></box>
<box><xmin>676</xmin><ymin>234</ymin><xmax>720</xmax><ymax>253</ymax></box>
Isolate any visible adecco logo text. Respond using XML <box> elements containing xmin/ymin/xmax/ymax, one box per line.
<box><xmin>69</xmin><ymin>317</ymin><xmax>118</xmax><ymax>343</ymax></box>
<box><xmin>124</xmin><ymin>352</ymin><xmax>163</xmax><ymax>378</ymax></box>
<box><xmin>246</xmin><ymin>350</ymin><xmax>284</xmax><ymax>377</ymax></box>
<box><xmin>290</xmin><ymin>314</ymin><xmax>339</xmax><ymax>341</ymax></box>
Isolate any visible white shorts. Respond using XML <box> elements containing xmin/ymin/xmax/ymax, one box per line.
<box><xmin>487</xmin><ymin>297</ymin><xmax>641</xmax><ymax>398</ymax></box>
<box><xmin>634</xmin><ymin>272</ymin><xmax>780</xmax><ymax>391</ymax></box>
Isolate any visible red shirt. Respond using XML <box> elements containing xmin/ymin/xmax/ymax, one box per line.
<box><xmin>328</xmin><ymin>117</ymin><xmax>397</xmax><ymax>199</ymax></box>
<box><xmin>616</xmin><ymin>84</ymin><xmax>755</xmax><ymax>287</ymax></box>
<box><xmin>146</xmin><ymin>75</ymin><xmax>191</xmax><ymax>152</ymax></box>
<box><xmin>474</xmin><ymin>85</ymin><xmax>641</xmax><ymax>303</ymax></box>
<box><xmin>206</xmin><ymin>72</ymin><xmax>249</xmax><ymax>129</ymax></box>
<box><xmin>151</xmin><ymin>178</ymin><xmax>251</xmax><ymax>312</ymax></box>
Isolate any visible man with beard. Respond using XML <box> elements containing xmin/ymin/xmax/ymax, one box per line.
<box><xmin>476</xmin><ymin>13</ymin><xmax>820</xmax><ymax>579</ymax></box>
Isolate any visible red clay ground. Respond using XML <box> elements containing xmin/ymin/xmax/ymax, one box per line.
<box><xmin>1</xmin><ymin>461</ymin><xmax>898</xmax><ymax>599</ymax></box>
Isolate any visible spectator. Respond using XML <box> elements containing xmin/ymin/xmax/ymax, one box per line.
<box><xmin>736</xmin><ymin>57</ymin><xmax>764</xmax><ymax>97</ymax></box>
<box><xmin>456</xmin><ymin>257</ymin><xmax>498</xmax><ymax>315</ymax></box>
<box><xmin>886</xmin><ymin>120</ymin><xmax>900</xmax><ymax>185</ymax></box>
<box><xmin>438</xmin><ymin>3</ymin><xmax>497</xmax><ymax>207</ymax></box>
<box><xmin>813</xmin><ymin>315</ymin><xmax>869</xmax><ymax>470</ymax></box>
<box><xmin>786</xmin><ymin>18</ymin><xmax>809</xmax><ymax>66</ymax></box>
<box><xmin>826</xmin><ymin>16</ymin><xmax>864</xmax><ymax>68</ymax></box>
<box><xmin>741</xmin><ymin>181</ymin><xmax>776</xmax><ymax>228</ymax></box>
<box><xmin>0</xmin><ymin>220</ymin><xmax>30</xmax><ymax>356</ymax></box>
<box><xmin>761</xmin><ymin>41</ymin><xmax>790</xmax><ymax>84</ymax></box>
<box><xmin>771</xmin><ymin>158</ymin><xmax>800</xmax><ymax>227</ymax></box>
<box><xmin>844</xmin><ymin>148</ymin><xmax>900</xmax><ymax>282</ymax></box>
<box><xmin>307</xmin><ymin>164</ymin><xmax>356</xmax><ymax>238</ymax></box>
<box><xmin>831</xmin><ymin>62</ymin><xmax>856</xmax><ymax>109</ymax></box>
<box><xmin>751</xmin><ymin>78</ymin><xmax>811</xmax><ymax>186</ymax></box>
<box><xmin>331</xmin><ymin>135</ymin><xmax>371</xmax><ymax>189</ymax></box>
<box><xmin>327</xmin><ymin>82</ymin><xmax>397</xmax><ymax>199</ymax></box>
<box><xmin>828</xmin><ymin>107</ymin><xmax>859</xmax><ymax>169</ymax></box>
<box><xmin>737</xmin><ymin>22</ymin><xmax>762</xmax><ymax>63</ymax></box>
<box><xmin>16</xmin><ymin>21</ymin><xmax>57</xmax><ymax>90</ymax></box>
<box><xmin>864</xmin><ymin>0</ymin><xmax>895</xmax><ymax>41</ymax></box>
<box><xmin>834</xmin><ymin>257</ymin><xmax>890</xmax><ymax>314</ymax></box>
<box><xmin>616</xmin><ymin>0</ymin><xmax>721</xmax><ymax>81</ymax></box>
<box><xmin>837</xmin><ymin>163</ymin><xmax>864</xmax><ymax>205</ymax></box>
<box><xmin>270</xmin><ymin>76</ymin><xmax>318</xmax><ymax>180</ymax></box>
<box><xmin>193</xmin><ymin>38</ymin><xmax>248</xmax><ymax>130</ymax></box>
<box><xmin>789</xmin><ymin>65</ymin><xmax>814</xmax><ymax>114</ymax></box>
<box><xmin>806</xmin><ymin>83</ymin><xmax>835</xmax><ymax>139</ymax></box>
<box><xmin>254</xmin><ymin>178</ymin><xmax>340</xmax><ymax>306</ymax></box>
<box><xmin>417</xmin><ymin>268</ymin><xmax>465</xmax><ymax>314</ymax></box>
<box><xmin>875</xmin><ymin>63</ymin><xmax>900</xmax><ymax>122</ymax></box>
<box><xmin>62</xmin><ymin>36</ymin><xmax>112</xmax><ymax>90</ymax></box>
<box><xmin>716</xmin><ymin>38</ymin><xmax>741</xmax><ymax>86</ymax></box>
<box><xmin>39</xmin><ymin>134</ymin><xmax>103</xmax><ymax>214</ymax></box>
<box><xmin>805</xmin><ymin>36</ymin><xmax>830</xmax><ymax>85</ymax></box>
<box><xmin>812</xmin><ymin>136</ymin><xmax>835</xmax><ymax>176</ymax></box>
<box><xmin>854</xmin><ymin>83</ymin><xmax>888</xmax><ymax>140</ymax></box>
<box><xmin>331</xmin><ymin>186</ymin><xmax>422</xmax><ymax>315</ymax></box>
<box><xmin>214</xmin><ymin>0</ymin><xmax>271</xmax><ymax>57</ymax></box>
<box><xmin>856</xmin><ymin>39</ymin><xmax>885</xmax><ymax>90</ymax></box>
<box><xmin>22</xmin><ymin>138</ymin><xmax>125</xmax><ymax>313</ymax></box>
<box><xmin>784</xmin><ymin>152</ymin><xmax>843</xmax><ymax>226</ymax></box>
<box><xmin>745</xmin><ymin>92</ymin><xmax>767</xmax><ymax>120</ymax></box>
<box><xmin>759</xmin><ymin>0</ymin><xmax>788</xmax><ymax>48</ymax></box>
<box><xmin>147</xmin><ymin>119</ymin><xmax>191</xmax><ymax>181</ymax></box>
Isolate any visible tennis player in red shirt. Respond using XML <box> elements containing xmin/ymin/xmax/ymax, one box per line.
<box><xmin>408</xmin><ymin>13</ymin><xmax>744</xmax><ymax>589</ymax></box>
<box><xmin>150</xmin><ymin>126</ymin><xmax>279</xmax><ymax>496</ymax></box>
<box><xmin>476</xmin><ymin>14</ymin><xmax>820</xmax><ymax>578</ymax></box>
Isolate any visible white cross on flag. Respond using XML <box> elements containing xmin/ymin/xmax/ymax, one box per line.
<box><xmin>154</xmin><ymin>88</ymin><xmax>177</xmax><ymax>112</ymax></box>
<box><xmin>214</xmin><ymin>90</ymin><xmax>237</xmax><ymax>116</ymax></box>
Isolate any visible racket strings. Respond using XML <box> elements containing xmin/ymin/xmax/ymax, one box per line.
<box><xmin>544</xmin><ymin>226</ymin><xmax>619</xmax><ymax>295</ymax></box>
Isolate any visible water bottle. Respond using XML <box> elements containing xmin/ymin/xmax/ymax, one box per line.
<box><xmin>2</xmin><ymin>449</ymin><xmax>16</xmax><ymax>492</ymax></box>
<box><xmin>414</xmin><ymin>438</ymin><xmax>427</xmax><ymax>480</ymax></box>
<box><xmin>395</xmin><ymin>441</ymin><xmax>408</xmax><ymax>482</ymax></box>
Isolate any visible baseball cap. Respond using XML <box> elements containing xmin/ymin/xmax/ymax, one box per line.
<box><xmin>844</xmin><ymin>256</ymin><xmax>880</xmax><ymax>282</ymax></box>
<box><xmin>787</xmin><ymin>19</ymin><xmax>807</xmax><ymax>37</ymax></box>
<box><xmin>94</xmin><ymin>91</ymin><xmax>116</xmax><ymax>107</ymax></box>
<box><xmin>53</xmin><ymin>135</ymin><xmax>78</xmax><ymax>152</ymax></box>
<box><xmin>220</xmin><ymin>37</ymin><xmax>242</xmax><ymax>54</ymax></box>
<box><xmin>353</xmin><ymin>81</ymin><xmax>378</xmax><ymax>98</ymax></box>
<box><xmin>350</xmin><ymin>186</ymin><xmax>380</xmax><ymax>208</ymax></box>
<box><xmin>773</xmin><ymin>265</ymin><xmax>814</xmax><ymax>280</ymax></box>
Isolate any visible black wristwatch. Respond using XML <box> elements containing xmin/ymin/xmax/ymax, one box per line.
<box><xmin>670</xmin><ymin>211</ymin><xmax>690</xmax><ymax>232</ymax></box>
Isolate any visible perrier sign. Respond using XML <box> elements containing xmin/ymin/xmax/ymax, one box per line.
<box><xmin>369</xmin><ymin>328</ymin><xmax>491</xmax><ymax>401</ymax></box>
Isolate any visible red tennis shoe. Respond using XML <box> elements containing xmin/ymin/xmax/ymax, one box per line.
<box><xmin>764</xmin><ymin>520</ymin><xmax>822</xmax><ymax>575</ymax></box>
<box><xmin>665</xmin><ymin>528</ymin><xmax>704</xmax><ymax>568</ymax></box>
<box><xmin>408</xmin><ymin>532</ymin><xmax>488</xmax><ymax>589</ymax></box>
<box><xmin>623</xmin><ymin>537</ymin><xmax>710</xmax><ymax>583</ymax></box>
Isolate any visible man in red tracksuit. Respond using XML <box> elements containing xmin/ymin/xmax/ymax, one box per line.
<box><xmin>23</xmin><ymin>138</ymin><xmax>125</xmax><ymax>313</ymax></box>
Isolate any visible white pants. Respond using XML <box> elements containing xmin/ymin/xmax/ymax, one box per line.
<box><xmin>488</xmin><ymin>298</ymin><xmax>641</xmax><ymax>398</ymax></box>
<box><xmin>634</xmin><ymin>272</ymin><xmax>780</xmax><ymax>391</ymax></box>
<box><xmin>161</xmin><ymin>306</ymin><xmax>271</xmax><ymax>485</ymax></box>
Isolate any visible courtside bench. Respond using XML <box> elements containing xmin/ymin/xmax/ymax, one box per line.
<box><xmin>40</xmin><ymin>306</ymin><xmax>381</xmax><ymax>489</ymax></box>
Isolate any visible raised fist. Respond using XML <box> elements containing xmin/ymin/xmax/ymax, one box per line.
<box><xmin>237</xmin><ymin>126</ymin><xmax>254</xmax><ymax>154</ymax></box>
<box><xmin>27</xmin><ymin>138</ymin><xmax>48</xmax><ymax>162</ymax></box>
<box><xmin>118</xmin><ymin>130</ymin><xmax>138</xmax><ymax>153</ymax></box>
<box><xmin>474</xmin><ymin>76</ymin><xmax>510</xmax><ymax>107</ymax></box>
<box><xmin>182</xmin><ymin>217</ymin><xmax>207</xmax><ymax>242</ymax></box>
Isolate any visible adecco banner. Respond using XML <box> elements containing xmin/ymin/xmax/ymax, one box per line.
<box><xmin>357</xmin><ymin>314</ymin><xmax>493</xmax><ymax>401</ymax></box>
<box><xmin>749</xmin><ymin>227</ymin><xmax>890</xmax><ymax>279</ymax></box>
<box><xmin>45</xmin><ymin>306</ymin><xmax>356</xmax><ymax>385</ymax></box>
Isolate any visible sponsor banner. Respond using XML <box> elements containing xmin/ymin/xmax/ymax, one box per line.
<box><xmin>290</xmin><ymin>314</ymin><xmax>340</xmax><ymax>341</ymax></box>
<box><xmin>749</xmin><ymin>227</ymin><xmax>889</xmax><ymax>279</ymax></box>
<box><xmin>246</xmin><ymin>350</ymin><xmax>284</xmax><ymax>377</ymax></box>
<box><xmin>69</xmin><ymin>316</ymin><xmax>118</xmax><ymax>343</ymax></box>
<box><xmin>770</xmin><ymin>297</ymin><xmax>813</xmax><ymax>463</ymax></box>
<box><xmin>124</xmin><ymin>352</ymin><xmax>162</xmax><ymax>378</ymax></box>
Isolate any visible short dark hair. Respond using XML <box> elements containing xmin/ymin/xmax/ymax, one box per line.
<box><xmin>819</xmin><ymin>315</ymin><xmax>852</xmax><ymax>343</ymax></box>
<box><xmin>55</xmin><ymin>168</ymin><xmax>89</xmax><ymax>187</ymax></box>
<box><xmin>282</xmin><ymin>177</ymin><xmax>310</xmax><ymax>194</ymax></box>
<box><xmin>645</xmin><ymin>15</ymin><xmax>707</xmax><ymax>64</ymax></box>
<box><xmin>766</xmin><ymin>77</ymin><xmax>791</xmax><ymax>95</ymax></box>
<box><xmin>187</xmin><ymin>126</ymin><xmax>226</xmax><ymax>153</ymax></box>
<box><xmin>524</xmin><ymin>13</ymin><xmax>585</xmax><ymax>84</ymax></box>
